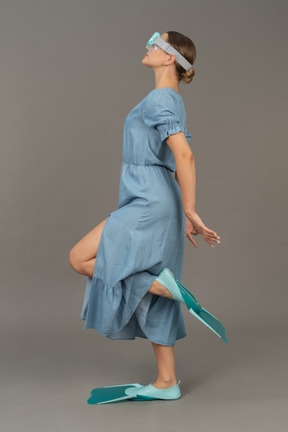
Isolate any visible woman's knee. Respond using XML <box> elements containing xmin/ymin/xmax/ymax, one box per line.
<box><xmin>68</xmin><ymin>217</ymin><xmax>108</xmax><ymax>272</ymax></box>
<box><xmin>68</xmin><ymin>247</ymin><xmax>83</xmax><ymax>273</ymax></box>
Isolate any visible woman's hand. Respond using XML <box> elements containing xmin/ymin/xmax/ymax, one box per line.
<box><xmin>185</xmin><ymin>217</ymin><xmax>199</xmax><ymax>247</ymax></box>
<box><xmin>185</xmin><ymin>211</ymin><xmax>220</xmax><ymax>248</ymax></box>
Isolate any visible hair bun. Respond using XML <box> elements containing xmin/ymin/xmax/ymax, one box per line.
<box><xmin>181</xmin><ymin>67</ymin><xmax>195</xmax><ymax>84</ymax></box>
<box><xmin>166</xmin><ymin>31</ymin><xmax>197</xmax><ymax>84</ymax></box>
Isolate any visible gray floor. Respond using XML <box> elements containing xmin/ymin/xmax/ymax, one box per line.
<box><xmin>2</xmin><ymin>317</ymin><xmax>287</xmax><ymax>432</ymax></box>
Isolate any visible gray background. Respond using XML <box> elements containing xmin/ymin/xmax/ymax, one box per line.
<box><xmin>1</xmin><ymin>0</ymin><xmax>287</xmax><ymax>430</ymax></box>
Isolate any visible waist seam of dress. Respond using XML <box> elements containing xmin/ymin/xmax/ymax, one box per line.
<box><xmin>122</xmin><ymin>161</ymin><xmax>173</xmax><ymax>172</ymax></box>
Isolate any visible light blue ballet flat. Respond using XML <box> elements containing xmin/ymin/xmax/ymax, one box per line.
<box><xmin>155</xmin><ymin>268</ymin><xmax>229</xmax><ymax>343</ymax></box>
<box><xmin>124</xmin><ymin>380</ymin><xmax>181</xmax><ymax>401</ymax></box>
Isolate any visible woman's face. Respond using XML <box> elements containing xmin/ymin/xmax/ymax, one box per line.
<box><xmin>142</xmin><ymin>32</ymin><xmax>175</xmax><ymax>69</ymax></box>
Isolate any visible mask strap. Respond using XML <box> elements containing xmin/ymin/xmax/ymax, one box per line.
<box><xmin>154</xmin><ymin>36</ymin><xmax>194</xmax><ymax>71</ymax></box>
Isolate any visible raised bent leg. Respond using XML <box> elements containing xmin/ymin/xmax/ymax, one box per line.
<box><xmin>68</xmin><ymin>217</ymin><xmax>108</xmax><ymax>277</ymax></box>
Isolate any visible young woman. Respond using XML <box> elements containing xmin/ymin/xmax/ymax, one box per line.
<box><xmin>69</xmin><ymin>31</ymin><xmax>221</xmax><ymax>400</ymax></box>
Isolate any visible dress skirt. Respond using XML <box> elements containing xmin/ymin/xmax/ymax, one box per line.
<box><xmin>80</xmin><ymin>164</ymin><xmax>187</xmax><ymax>346</ymax></box>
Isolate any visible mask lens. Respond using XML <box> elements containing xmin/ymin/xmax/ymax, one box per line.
<box><xmin>146</xmin><ymin>43</ymin><xmax>159</xmax><ymax>52</ymax></box>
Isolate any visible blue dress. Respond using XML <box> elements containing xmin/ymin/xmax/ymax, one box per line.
<box><xmin>80</xmin><ymin>87</ymin><xmax>192</xmax><ymax>346</ymax></box>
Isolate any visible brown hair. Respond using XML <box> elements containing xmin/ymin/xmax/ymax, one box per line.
<box><xmin>166</xmin><ymin>31</ymin><xmax>197</xmax><ymax>83</ymax></box>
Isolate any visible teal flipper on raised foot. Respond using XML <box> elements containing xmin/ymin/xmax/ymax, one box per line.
<box><xmin>156</xmin><ymin>268</ymin><xmax>229</xmax><ymax>343</ymax></box>
<box><xmin>177</xmin><ymin>281</ymin><xmax>228</xmax><ymax>343</ymax></box>
<box><xmin>87</xmin><ymin>383</ymin><xmax>144</xmax><ymax>405</ymax></box>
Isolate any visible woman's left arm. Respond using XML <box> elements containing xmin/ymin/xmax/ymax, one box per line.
<box><xmin>166</xmin><ymin>132</ymin><xmax>220</xmax><ymax>247</ymax></box>
<box><xmin>167</xmin><ymin>132</ymin><xmax>195</xmax><ymax>217</ymax></box>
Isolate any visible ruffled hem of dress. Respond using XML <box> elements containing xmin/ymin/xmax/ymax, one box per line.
<box><xmin>184</xmin><ymin>128</ymin><xmax>192</xmax><ymax>143</ymax></box>
<box><xmin>80</xmin><ymin>272</ymin><xmax>157</xmax><ymax>336</ymax></box>
<box><xmin>106</xmin><ymin>331</ymin><xmax>187</xmax><ymax>346</ymax></box>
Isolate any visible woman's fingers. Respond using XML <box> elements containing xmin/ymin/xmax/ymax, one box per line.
<box><xmin>185</xmin><ymin>212</ymin><xmax>220</xmax><ymax>248</ymax></box>
<box><xmin>204</xmin><ymin>233</ymin><xmax>220</xmax><ymax>246</ymax></box>
<box><xmin>186</xmin><ymin>232</ymin><xmax>198</xmax><ymax>247</ymax></box>
<box><xmin>197</xmin><ymin>225</ymin><xmax>220</xmax><ymax>246</ymax></box>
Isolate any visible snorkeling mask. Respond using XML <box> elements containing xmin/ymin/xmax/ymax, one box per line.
<box><xmin>146</xmin><ymin>32</ymin><xmax>194</xmax><ymax>71</ymax></box>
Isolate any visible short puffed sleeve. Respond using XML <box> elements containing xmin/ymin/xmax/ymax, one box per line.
<box><xmin>184</xmin><ymin>128</ymin><xmax>192</xmax><ymax>143</ymax></box>
<box><xmin>142</xmin><ymin>90</ymin><xmax>186</xmax><ymax>142</ymax></box>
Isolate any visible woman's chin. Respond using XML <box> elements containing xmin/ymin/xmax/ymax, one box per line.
<box><xmin>141</xmin><ymin>58</ymin><xmax>150</xmax><ymax>67</ymax></box>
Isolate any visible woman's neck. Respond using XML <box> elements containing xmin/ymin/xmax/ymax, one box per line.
<box><xmin>154</xmin><ymin>71</ymin><xmax>179</xmax><ymax>94</ymax></box>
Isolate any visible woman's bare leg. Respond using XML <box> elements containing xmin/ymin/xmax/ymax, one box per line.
<box><xmin>149</xmin><ymin>281</ymin><xmax>179</xmax><ymax>389</ymax></box>
<box><xmin>151</xmin><ymin>342</ymin><xmax>178</xmax><ymax>388</ymax></box>
<box><xmin>69</xmin><ymin>220</ymin><xmax>179</xmax><ymax>389</ymax></box>
<box><xmin>68</xmin><ymin>218</ymin><xmax>108</xmax><ymax>277</ymax></box>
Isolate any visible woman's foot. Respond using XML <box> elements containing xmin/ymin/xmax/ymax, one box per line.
<box><xmin>148</xmin><ymin>280</ymin><xmax>174</xmax><ymax>299</ymax></box>
<box><xmin>151</xmin><ymin>379</ymin><xmax>178</xmax><ymax>389</ymax></box>
<box><xmin>154</xmin><ymin>268</ymin><xmax>185</xmax><ymax>302</ymax></box>
<box><xmin>124</xmin><ymin>379</ymin><xmax>181</xmax><ymax>400</ymax></box>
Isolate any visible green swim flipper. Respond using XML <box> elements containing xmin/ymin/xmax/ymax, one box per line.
<box><xmin>87</xmin><ymin>383</ymin><xmax>144</xmax><ymax>405</ymax></box>
<box><xmin>155</xmin><ymin>268</ymin><xmax>228</xmax><ymax>343</ymax></box>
